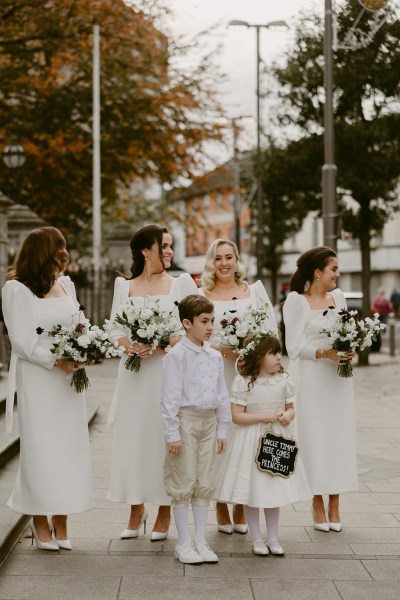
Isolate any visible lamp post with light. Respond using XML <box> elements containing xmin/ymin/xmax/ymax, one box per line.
<box><xmin>2</xmin><ymin>139</ymin><xmax>26</xmax><ymax>203</ymax></box>
<box><xmin>228</xmin><ymin>19</ymin><xmax>288</xmax><ymax>280</ymax></box>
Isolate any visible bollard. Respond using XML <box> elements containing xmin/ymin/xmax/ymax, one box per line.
<box><xmin>389</xmin><ymin>320</ymin><xmax>396</xmax><ymax>357</ymax></box>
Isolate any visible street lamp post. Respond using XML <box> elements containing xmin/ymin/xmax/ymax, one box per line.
<box><xmin>228</xmin><ymin>20</ymin><xmax>288</xmax><ymax>280</ymax></box>
<box><xmin>2</xmin><ymin>140</ymin><xmax>26</xmax><ymax>203</ymax></box>
<box><xmin>323</xmin><ymin>0</ymin><xmax>338</xmax><ymax>252</ymax></box>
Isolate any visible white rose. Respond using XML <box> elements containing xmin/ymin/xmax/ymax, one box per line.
<box><xmin>77</xmin><ymin>334</ymin><xmax>91</xmax><ymax>348</ymax></box>
<box><xmin>140</xmin><ymin>308</ymin><xmax>153</xmax><ymax>320</ymax></box>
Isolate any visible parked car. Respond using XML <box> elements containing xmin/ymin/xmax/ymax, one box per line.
<box><xmin>343</xmin><ymin>291</ymin><xmax>381</xmax><ymax>351</ymax></box>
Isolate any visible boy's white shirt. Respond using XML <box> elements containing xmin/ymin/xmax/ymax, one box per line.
<box><xmin>161</xmin><ymin>336</ymin><xmax>231</xmax><ymax>443</ymax></box>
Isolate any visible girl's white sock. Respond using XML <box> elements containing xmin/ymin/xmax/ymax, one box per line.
<box><xmin>264</xmin><ymin>507</ymin><xmax>280</xmax><ymax>542</ymax></box>
<box><xmin>173</xmin><ymin>506</ymin><xmax>191</xmax><ymax>545</ymax></box>
<box><xmin>244</xmin><ymin>505</ymin><xmax>263</xmax><ymax>543</ymax></box>
<box><xmin>192</xmin><ymin>504</ymin><xmax>209</xmax><ymax>542</ymax></box>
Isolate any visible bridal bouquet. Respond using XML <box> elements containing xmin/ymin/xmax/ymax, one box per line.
<box><xmin>213</xmin><ymin>303</ymin><xmax>272</xmax><ymax>354</ymax></box>
<box><xmin>320</xmin><ymin>308</ymin><xmax>385</xmax><ymax>377</ymax></box>
<box><xmin>113</xmin><ymin>297</ymin><xmax>182</xmax><ymax>372</ymax></box>
<box><xmin>37</xmin><ymin>317</ymin><xmax>124</xmax><ymax>392</ymax></box>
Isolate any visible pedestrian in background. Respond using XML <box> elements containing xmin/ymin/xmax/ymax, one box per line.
<box><xmin>106</xmin><ymin>225</ymin><xmax>198</xmax><ymax>541</ymax></box>
<box><xmin>200</xmin><ymin>238</ymin><xmax>277</xmax><ymax>535</ymax></box>
<box><xmin>372</xmin><ymin>288</ymin><xmax>392</xmax><ymax>327</ymax></box>
<box><xmin>283</xmin><ymin>246</ymin><xmax>358</xmax><ymax>533</ymax></box>
<box><xmin>390</xmin><ymin>289</ymin><xmax>400</xmax><ymax>319</ymax></box>
<box><xmin>2</xmin><ymin>226</ymin><xmax>94</xmax><ymax>551</ymax></box>
<box><xmin>161</xmin><ymin>295</ymin><xmax>231</xmax><ymax>564</ymax></box>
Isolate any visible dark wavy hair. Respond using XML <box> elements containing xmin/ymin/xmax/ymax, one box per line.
<box><xmin>6</xmin><ymin>226</ymin><xmax>69</xmax><ymax>297</ymax></box>
<box><xmin>289</xmin><ymin>246</ymin><xmax>336</xmax><ymax>294</ymax></box>
<box><xmin>238</xmin><ymin>333</ymin><xmax>284</xmax><ymax>391</ymax></box>
<box><xmin>128</xmin><ymin>225</ymin><xmax>168</xmax><ymax>279</ymax></box>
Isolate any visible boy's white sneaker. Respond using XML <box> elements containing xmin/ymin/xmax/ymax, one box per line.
<box><xmin>175</xmin><ymin>541</ymin><xmax>203</xmax><ymax>564</ymax></box>
<box><xmin>194</xmin><ymin>539</ymin><xmax>219</xmax><ymax>563</ymax></box>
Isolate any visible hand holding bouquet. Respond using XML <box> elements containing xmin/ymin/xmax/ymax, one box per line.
<box><xmin>38</xmin><ymin>318</ymin><xmax>124</xmax><ymax>392</ymax></box>
<box><xmin>213</xmin><ymin>303</ymin><xmax>272</xmax><ymax>353</ymax></box>
<box><xmin>113</xmin><ymin>297</ymin><xmax>182</xmax><ymax>372</ymax></box>
<box><xmin>320</xmin><ymin>308</ymin><xmax>385</xmax><ymax>377</ymax></box>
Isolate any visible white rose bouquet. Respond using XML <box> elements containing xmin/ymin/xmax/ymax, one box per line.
<box><xmin>37</xmin><ymin>315</ymin><xmax>124</xmax><ymax>392</ymax></box>
<box><xmin>213</xmin><ymin>303</ymin><xmax>272</xmax><ymax>353</ymax></box>
<box><xmin>320</xmin><ymin>308</ymin><xmax>385</xmax><ymax>377</ymax></box>
<box><xmin>113</xmin><ymin>297</ymin><xmax>182</xmax><ymax>372</ymax></box>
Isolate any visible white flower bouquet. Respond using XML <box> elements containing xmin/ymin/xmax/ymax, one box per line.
<box><xmin>37</xmin><ymin>317</ymin><xmax>124</xmax><ymax>393</ymax></box>
<box><xmin>320</xmin><ymin>308</ymin><xmax>385</xmax><ymax>377</ymax></box>
<box><xmin>213</xmin><ymin>303</ymin><xmax>272</xmax><ymax>353</ymax></box>
<box><xmin>113</xmin><ymin>297</ymin><xmax>182</xmax><ymax>372</ymax></box>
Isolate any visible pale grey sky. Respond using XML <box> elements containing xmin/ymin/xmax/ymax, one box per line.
<box><xmin>167</xmin><ymin>0</ymin><xmax>321</xmax><ymax>163</ymax></box>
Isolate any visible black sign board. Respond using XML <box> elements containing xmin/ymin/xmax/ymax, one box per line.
<box><xmin>255</xmin><ymin>432</ymin><xmax>298</xmax><ymax>478</ymax></box>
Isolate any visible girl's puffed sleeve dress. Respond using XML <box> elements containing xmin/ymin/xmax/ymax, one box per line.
<box><xmin>2</xmin><ymin>276</ymin><xmax>94</xmax><ymax>515</ymax></box>
<box><xmin>283</xmin><ymin>289</ymin><xmax>358</xmax><ymax>494</ymax></box>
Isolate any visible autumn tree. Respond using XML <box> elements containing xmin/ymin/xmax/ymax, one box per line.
<box><xmin>269</xmin><ymin>1</ymin><xmax>400</xmax><ymax>330</ymax></box>
<box><xmin>0</xmin><ymin>0</ymin><xmax>223</xmax><ymax>240</ymax></box>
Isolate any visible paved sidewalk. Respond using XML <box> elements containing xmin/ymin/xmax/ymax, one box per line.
<box><xmin>0</xmin><ymin>355</ymin><xmax>399</xmax><ymax>600</ymax></box>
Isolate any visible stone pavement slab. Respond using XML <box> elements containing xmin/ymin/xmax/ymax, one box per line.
<box><xmin>0</xmin><ymin>358</ymin><xmax>400</xmax><ymax>600</ymax></box>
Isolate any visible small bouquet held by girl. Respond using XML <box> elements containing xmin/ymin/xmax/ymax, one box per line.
<box><xmin>320</xmin><ymin>308</ymin><xmax>385</xmax><ymax>377</ymax></box>
<box><xmin>37</xmin><ymin>315</ymin><xmax>124</xmax><ymax>393</ymax></box>
<box><xmin>213</xmin><ymin>303</ymin><xmax>272</xmax><ymax>354</ymax></box>
<box><xmin>112</xmin><ymin>297</ymin><xmax>182</xmax><ymax>372</ymax></box>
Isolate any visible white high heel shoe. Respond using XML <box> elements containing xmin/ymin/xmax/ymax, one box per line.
<box><xmin>30</xmin><ymin>519</ymin><xmax>59</xmax><ymax>551</ymax></box>
<box><xmin>120</xmin><ymin>510</ymin><xmax>148</xmax><ymax>539</ymax></box>
<box><xmin>50</xmin><ymin>518</ymin><xmax>72</xmax><ymax>550</ymax></box>
<box><xmin>329</xmin><ymin>521</ymin><xmax>342</xmax><ymax>532</ymax></box>
<box><xmin>312</xmin><ymin>508</ymin><xmax>329</xmax><ymax>532</ymax></box>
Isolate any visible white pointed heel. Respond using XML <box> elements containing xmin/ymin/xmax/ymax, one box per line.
<box><xmin>30</xmin><ymin>519</ymin><xmax>59</xmax><ymax>551</ymax></box>
<box><xmin>120</xmin><ymin>509</ymin><xmax>148</xmax><ymax>539</ymax></box>
<box><xmin>51</xmin><ymin>518</ymin><xmax>72</xmax><ymax>550</ymax></box>
<box><xmin>233</xmin><ymin>523</ymin><xmax>248</xmax><ymax>534</ymax></box>
<box><xmin>329</xmin><ymin>522</ymin><xmax>342</xmax><ymax>532</ymax></box>
<box><xmin>217</xmin><ymin>523</ymin><xmax>234</xmax><ymax>534</ymax></box>
<box><xmin>312</xmin><ymin>507</ymin><xmax>329</xmax><ymax>532</ymax></box>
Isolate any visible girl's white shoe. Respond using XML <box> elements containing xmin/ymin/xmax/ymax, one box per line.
<box><xmin>252</xmin><ymin>540</ymin><xmax>269</xmax><ymax>556</ymax></box>
<box><xmin>329</xmin><ymin>522</ymin><xmax>342</xmax><ymax>532</ymax></box>
<box><xmin>267</xmin><ymin>539</ymin><xmax>285</xmax><ymax>555</ymax></box>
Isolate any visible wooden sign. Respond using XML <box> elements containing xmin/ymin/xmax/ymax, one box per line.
<box><xmin>255</xmin><ymin>432</ymin><xmax>298</xmax><ymax>478</ymax></box>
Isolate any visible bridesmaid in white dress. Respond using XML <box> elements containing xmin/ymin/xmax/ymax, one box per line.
<box><xmin>107</xmin><ymin>225</ymin><xmax>198</xmax><ymax>540</ymax></box>
<box><xmin>283</xmin><ymin>246</ymin><xmax>358</xmax><ymax>532</ymax></box>
<box><xmin>199</xmin><ymin>239</ymin><xmax>277</xmax><ymax>533</ymax></box>
<box><xmin>2</xmin><ymin>227</ymin><xmax>94</xmax><ymax>551</ymax></box>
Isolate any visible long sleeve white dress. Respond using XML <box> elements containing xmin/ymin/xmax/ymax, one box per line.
<box><xmin>2</xmin><ymin>276</ymin><xmax>94</xmax><ymax>515</ymax></box>
<box><xmin>283</xmin><ymin>288</ymin><xmax>358</xmax><ymax>495</ymax></box>
<box><xmin>106</xmin><ymin>273</ymin><xmax>198</xmax><ymax>506</ymax></box>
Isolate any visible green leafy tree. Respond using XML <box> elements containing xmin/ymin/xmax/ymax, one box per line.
<box><xmin>270</xmin><ymin>1</ymin><xmax>400</xmax><ymax>361</ymax></box>
<box><xmin>0</xmin><ymin>0</ymin><xmax>223</xmax><ymax>240</ymax></box>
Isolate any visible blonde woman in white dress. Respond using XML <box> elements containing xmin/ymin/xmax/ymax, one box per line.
<box><xmin>2</xmin><ymin>227</ymin><xmax>94</xmax><ymax>550</ymax></box>
<box><xmin>283</xmin><ymin>246</ymin><xmax>358</xmax><ymax>532</ymax></box>
<box><xmin>200</xmin><ymin>239</ymin><xmax>277</xmax><ymax>533</ymax></box>
<box><xmin>107</xmin><ymin>225</ymin><xmax>198</xmax><ymax>541</ymax></box>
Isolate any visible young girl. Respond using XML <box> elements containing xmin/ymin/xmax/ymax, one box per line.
<box><xmin>214</xmin><ymin>333</ymin><xmax>312</xmax><ymax>556</ymax></box>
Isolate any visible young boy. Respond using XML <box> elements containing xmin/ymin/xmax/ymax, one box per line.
<box><xmin>161</xmin><ymin>294</ymin><xmax>231</xmax><ymax>564</ymax></box>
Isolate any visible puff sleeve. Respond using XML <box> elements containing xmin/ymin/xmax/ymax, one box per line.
<box><xmin>2</xmin><ymin>280</ymin><xmax>57</xmax><ymax>369</ymax></box>
<box><xmin>284</xmin><ymin>376</ymin><xmax>297</xmax><ymax>404</ymax></box>
<box><xmin>107</xmin><ymin>277</ymin><xmax>130</xmax><ymax>344</ymax></box>
<box><xmin>251</xmin><ymin>280</ymin><xmax>278</xmax><ymax>333</ymax></box>
<box><xmin>230</xmin><ymin>374</ymin><xmax>248</xmax><ymax>406</ymax></box>
<box><xmin>283</xmin><ymin>291</ymin><xmax>317</xmax><ymax>361</ymax></box>
<box><xmin>173</xmin><ymin>273</ymin><xmax>199</xmax><ymax>302</ymax></box>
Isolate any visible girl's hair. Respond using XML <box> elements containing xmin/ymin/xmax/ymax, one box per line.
<box><xmin>289</xmin><ymin>246</ymin><xmax>336</xmax><ymax>294</ymax></box>
<box><xmin>238</xmin><ymin>333</ymin><xmax>284</xmax><ymax>391</ymax></box>
<box><xmin>6</xmin><ymin>226</ymin><xmax>68</xmax><ymax>298</ymax></box>
<box><xmin>200</xmin><ymin>238</ymin><xmax>246</xmax><ymax>294</ymax></box>
<box><xmin>128</xmin><ymin>225</ymin><xmax>168</xmax><ymax>279</ymax></box>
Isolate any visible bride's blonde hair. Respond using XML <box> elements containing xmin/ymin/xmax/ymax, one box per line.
<box><xmin>200</xmin><ymin>238</ymin><xmax>246</xmax><ymax>294</ymax></box>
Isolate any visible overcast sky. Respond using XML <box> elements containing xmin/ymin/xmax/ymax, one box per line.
<box><xmin>166</xmin><ymin>0</ymin><xmax>322</xmax><ymax>163</ymax></box>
